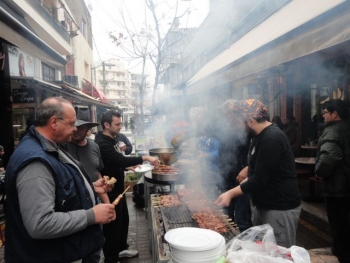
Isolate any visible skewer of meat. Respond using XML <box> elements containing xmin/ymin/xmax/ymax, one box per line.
<box><xmin>192</xmin><ymin>211</ymin><xmax>229</xmax><ymax>233</ymax></box>
<box><xmin>112</xmin><ymin>185</ymin><xmax>130</xmax><ymax>206</ymax></box>
<box><xmin>151</xmin><ymin>194</ymin><xmax>182</xmax><ymax>207</ymax></box>
<box><xmin>153</xmin><ymin>164</ymin><xmax>179</xmax><ymax>174</ymax></box>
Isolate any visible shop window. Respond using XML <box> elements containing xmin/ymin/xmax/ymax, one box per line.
<box><xmin>81</xmin><ymin>19</ymin><xmax>87</xmax><ymax>38</ymax></box>
<box><xmin>12</xmin><ymin>111</ymin><xmax>35</xmax><ymax>146</ymax></box>
<box><xmin>42</xmin><ymin>63</ymin><xmax>55</xmax><ymax>82</ymax></box>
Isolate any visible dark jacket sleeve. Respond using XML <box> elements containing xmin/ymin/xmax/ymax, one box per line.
<box><xmin>116</xmin><ymin>134</ymin><xmax>133</xmax><ymax>155</ymax></box>
<box><xmin>314</xmin><ymin>121</ymin><xmax>350</xmax><ymax>196</ymax></box>
<box><xmin>98</xmin><ymin>139</ymin><xmax>141</xmax><ymax>169</ymax></box>
<box><xmin>314</xmin><ymin>128</ymin><xmax>343</xmax><ymax>179</ymax></box>
<box><xmin>122</xmin><ymin>134</ymin><xmax>133</xmax><ymax>155</ymax></box>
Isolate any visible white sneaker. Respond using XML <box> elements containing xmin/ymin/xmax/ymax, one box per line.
<box><xmin>118</xmin><ymin>249</ymin><xmax>139</xmax><ymax>258</ymax></box>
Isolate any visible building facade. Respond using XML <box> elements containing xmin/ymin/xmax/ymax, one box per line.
<box><xmin>0</xmin><ymin>0</ymin><xmax>116</xmax><ymax>162</ymax></box>
<box><xmin>160</xmin><ymin>0</ymin><xmax>350</xmax><ymax>149</ymax></box>
<box><xmin>93</xmin><ymin>58</ymin><xmax>133</xmax><ymax>110</ymax></box>
<box><xmin>64</xmin><ymin>0</ymin><xmax>94</xmax><ymax>89</ymax></box>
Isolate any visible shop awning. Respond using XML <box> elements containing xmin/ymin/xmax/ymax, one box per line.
<box><xmin>82</xmin><ymin>79</ymin><xmax>110</xmax><ymax>104</ymax></box>
<box><xmin>10</xmin><ymin>77</ymin><xmax>118</xmax><ymax>109</ymax></box>
<box><xmin>187</xmin><ymin>0</ymin><xmax>347</xmax><ymax>92</ymax></box>
<box><xmin>55</xmin><ymin>81</ymin><xmax>114</xmax><ymax>108</ymax></box>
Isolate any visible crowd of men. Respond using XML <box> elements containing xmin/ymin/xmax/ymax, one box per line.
<box><xmin>4</xmin><ymin>97</ymin><xmax>159</xmax><ymax>263</ymax></box>
<box><xmin>2</xmin><ymin>96</ymin><xmax>350</xmax><ymax>263</ymax></box>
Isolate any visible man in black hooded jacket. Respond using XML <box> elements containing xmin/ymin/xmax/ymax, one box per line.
<box><xmin>95</xmin><ymin>110</ymin><xmax>159</xmax><ymax>263</ymax></box>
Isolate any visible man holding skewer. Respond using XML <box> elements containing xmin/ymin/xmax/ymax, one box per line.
<box><xmin>95</xmin><ymin>110</ymin><xmax>160</xmax><ymax>263</ymax></box>
<box><xmin>5</xmin><ymin>97</ymin><xmax>116</xmax><ymax>263</ymax></box>
<box><xmin>64</xmin><ymin>119</ymin><xmax>111</xmax><ymax>263</ymax></box>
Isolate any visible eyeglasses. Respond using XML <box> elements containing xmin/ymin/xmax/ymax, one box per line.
<box><xmin>322</xmin><ymin>110</ymin><xmax>330</xmax><ymax>115</ymax></box>
<box><xmin>57</xmin><ymin>117</ymin><xmax>76</xmax><ymax>127</ymax></box>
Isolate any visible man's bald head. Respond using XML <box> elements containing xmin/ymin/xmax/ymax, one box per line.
<box><xmin>36</xmin><ymin>97</ymin><xmax>72</xmax><ymax>127</ymax></box>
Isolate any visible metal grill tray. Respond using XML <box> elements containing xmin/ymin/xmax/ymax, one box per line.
<box><xmin>161</xmin><ymin>205</ymin><xmax>195</xmax><ymax>225</ymax></box>
<box><xmin>159</xmin><ymin>206</ymin><xmax>238</xmax><ymax>242</ymax></box>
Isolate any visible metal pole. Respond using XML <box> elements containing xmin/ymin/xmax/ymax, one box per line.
<box><xmin>90</xmin><ymin>66</ymin><xmax>94</xmax><ymax>97</ymax></box>
<box><xmin>102</xmin><ymin>62</ymin><xmax>106</xmax><ymax>94</ymax></box>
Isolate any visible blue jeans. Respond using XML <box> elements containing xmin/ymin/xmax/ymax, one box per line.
<box><xmin>224</xmin><ymin>193</ymin><xmax>252</xmax><ymax>232</ymax></box>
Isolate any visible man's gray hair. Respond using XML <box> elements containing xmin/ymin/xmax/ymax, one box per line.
<box><xmin>35</xmin><ymin>97</ymin><xmax>72</xmax><ymax>126</ymax></box>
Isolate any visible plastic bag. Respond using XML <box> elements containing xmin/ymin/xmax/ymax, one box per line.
<box><xmin>225</xmin><ymin>224</ymin><xmax>310</xmax><ymax>263</ymax></box>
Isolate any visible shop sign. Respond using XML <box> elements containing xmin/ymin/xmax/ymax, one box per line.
<box><xmin>12</xmin><ymin>89</ymin><xmax>36</xmax><ymax>103</ymax></box>
<box><xmin>13</xmin><ymin>108</ymin><xmax>30</xmax><ymax>114</ymax></box>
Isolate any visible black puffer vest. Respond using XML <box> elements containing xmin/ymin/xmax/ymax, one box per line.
<box><xmin>5</xmin><ymin>126</ymin><xmax>104</xmax><ymax>262</ymax></box>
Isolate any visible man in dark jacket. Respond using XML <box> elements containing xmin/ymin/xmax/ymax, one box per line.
<box><xmin>170</xmin><ymin>105</ymin><xmax>253</xmax><ymax>232</ymax></box>
<box><xmin>65</xmin><ymin>119</ymin><xmax>109</xmax><ymax>263</ymax></box>
<box><xmin>95</xmin><ymin>110</ymin><xmax>159</xmax><ymax>263</ymax></box>
<box><xmin>5</xmin><ymin>97</ymin><xmax>116</xmax><ymax>263</ymax></box>
<box><xmin>284</xmin><ymin>115</ymin><xmax>298</xmax><ymax>155</ymax></box>
<box><xmin>315</xmin><ymin>99</ymin><xmax>350</xmax><ymax>263</ymax></box>
<box><xmin>216</xmin><ymin>99</ymin><xmax>301</xmax><ymax>248</ymax></box>
<box><xmin>217</xmin><ymin>100</ymin><xmax>252</xmax><ymax>232</ymax></box>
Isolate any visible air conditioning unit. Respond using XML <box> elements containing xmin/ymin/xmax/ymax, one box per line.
<box><xmin>57</xmin><ymin>8</ymin><xmax>65</xmax><ymax>22</ymax></box>
<box><xmin>63</xmin><ymin>75</ymin><xmax>79</xmax><ymax>88</ymax></box>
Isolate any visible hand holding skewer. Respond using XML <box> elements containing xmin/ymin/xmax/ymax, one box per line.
<box><xmin>112</xmin><ymin>185</ymin><xmax>130</xmax><ymax>206</ymax></box>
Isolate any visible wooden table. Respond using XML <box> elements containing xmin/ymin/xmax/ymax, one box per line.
<box><xmin>301</xmin><ymin>145</ymin><xmax>318</xmax><ymax>150</ymax></box>
<box><xmin>295</xmin><ymin>157</ymin><xmax>316</xmax><ymax>165</ymax></box>
<box><xmin>295</xmin><ymin>157</ymin><xmax>322</xmax><ymax>202</ymax></box>
<box><xmin>300</xmin><ymin>145</ymin><xmax>317</xmax><ymax>157</ymax></box>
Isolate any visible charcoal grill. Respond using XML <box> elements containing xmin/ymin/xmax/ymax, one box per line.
<box><xmin>149</xmin><ymin>192</ymin><xmax>239</xmax><ymax>263</ymax></box>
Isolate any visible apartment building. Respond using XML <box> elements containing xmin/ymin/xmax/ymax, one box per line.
<box><xmin>93</xmin><ymin>58</ymin><xmax>133</xmax><ymax>112</ymax></box>
<box><xmin>0</xmin><ymin>0</ymin><xmax>116</xmax><ymax>156</ymax></box>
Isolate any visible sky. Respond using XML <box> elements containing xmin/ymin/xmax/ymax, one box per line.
<box><xmin>86</xmin><ymin>0</ymin><xmax>209</xmax><ymax>74</ymax></box>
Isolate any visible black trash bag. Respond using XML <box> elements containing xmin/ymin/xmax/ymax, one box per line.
<box><xmin>132</xmin><ymin>183</ymin><xmax>145</xmax><ymax>208</ymax></box>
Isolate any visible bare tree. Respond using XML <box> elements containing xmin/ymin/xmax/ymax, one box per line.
<box><xmin>108</xmin><ymin>0</ymin><xmax>193</xmax><ymax>133</ymax></box>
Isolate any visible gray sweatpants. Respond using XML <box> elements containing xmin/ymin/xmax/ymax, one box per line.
<box><xmin>252</xmin><ymin>205</ymin><xmax>301</xmax><ymax>248</ymax></box>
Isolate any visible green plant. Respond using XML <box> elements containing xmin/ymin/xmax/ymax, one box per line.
<box><xmin>129</xmin><ymin>118</ymin><xmax>135</xmax><ymax>130</ymax></box>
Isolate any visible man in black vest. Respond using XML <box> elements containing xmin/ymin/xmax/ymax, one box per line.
<box><xmin>5</xmin><ymin>97</ymin><xmax>116</xmax><ymax>263</ymax></box>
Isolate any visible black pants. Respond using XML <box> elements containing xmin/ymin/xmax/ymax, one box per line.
<box><xmin>82</xmin><ymin>249</ymin><xmax>100</xmax><ymax>263</ymax></box>
<box><xmin>326</xmin><ymin>196</ymin><xmax>350</xmax><ymax>263</ymax></box>
<box><xmin>103</xmin><ymin>191</ymin><xmax>129</xmax><ymax>263</ymax></box>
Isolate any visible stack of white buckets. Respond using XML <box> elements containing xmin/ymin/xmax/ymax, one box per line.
<box><xmin>165</xmin><ymin>227</ymin><xmax>226</xmax><ymax>263</ymax></box>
